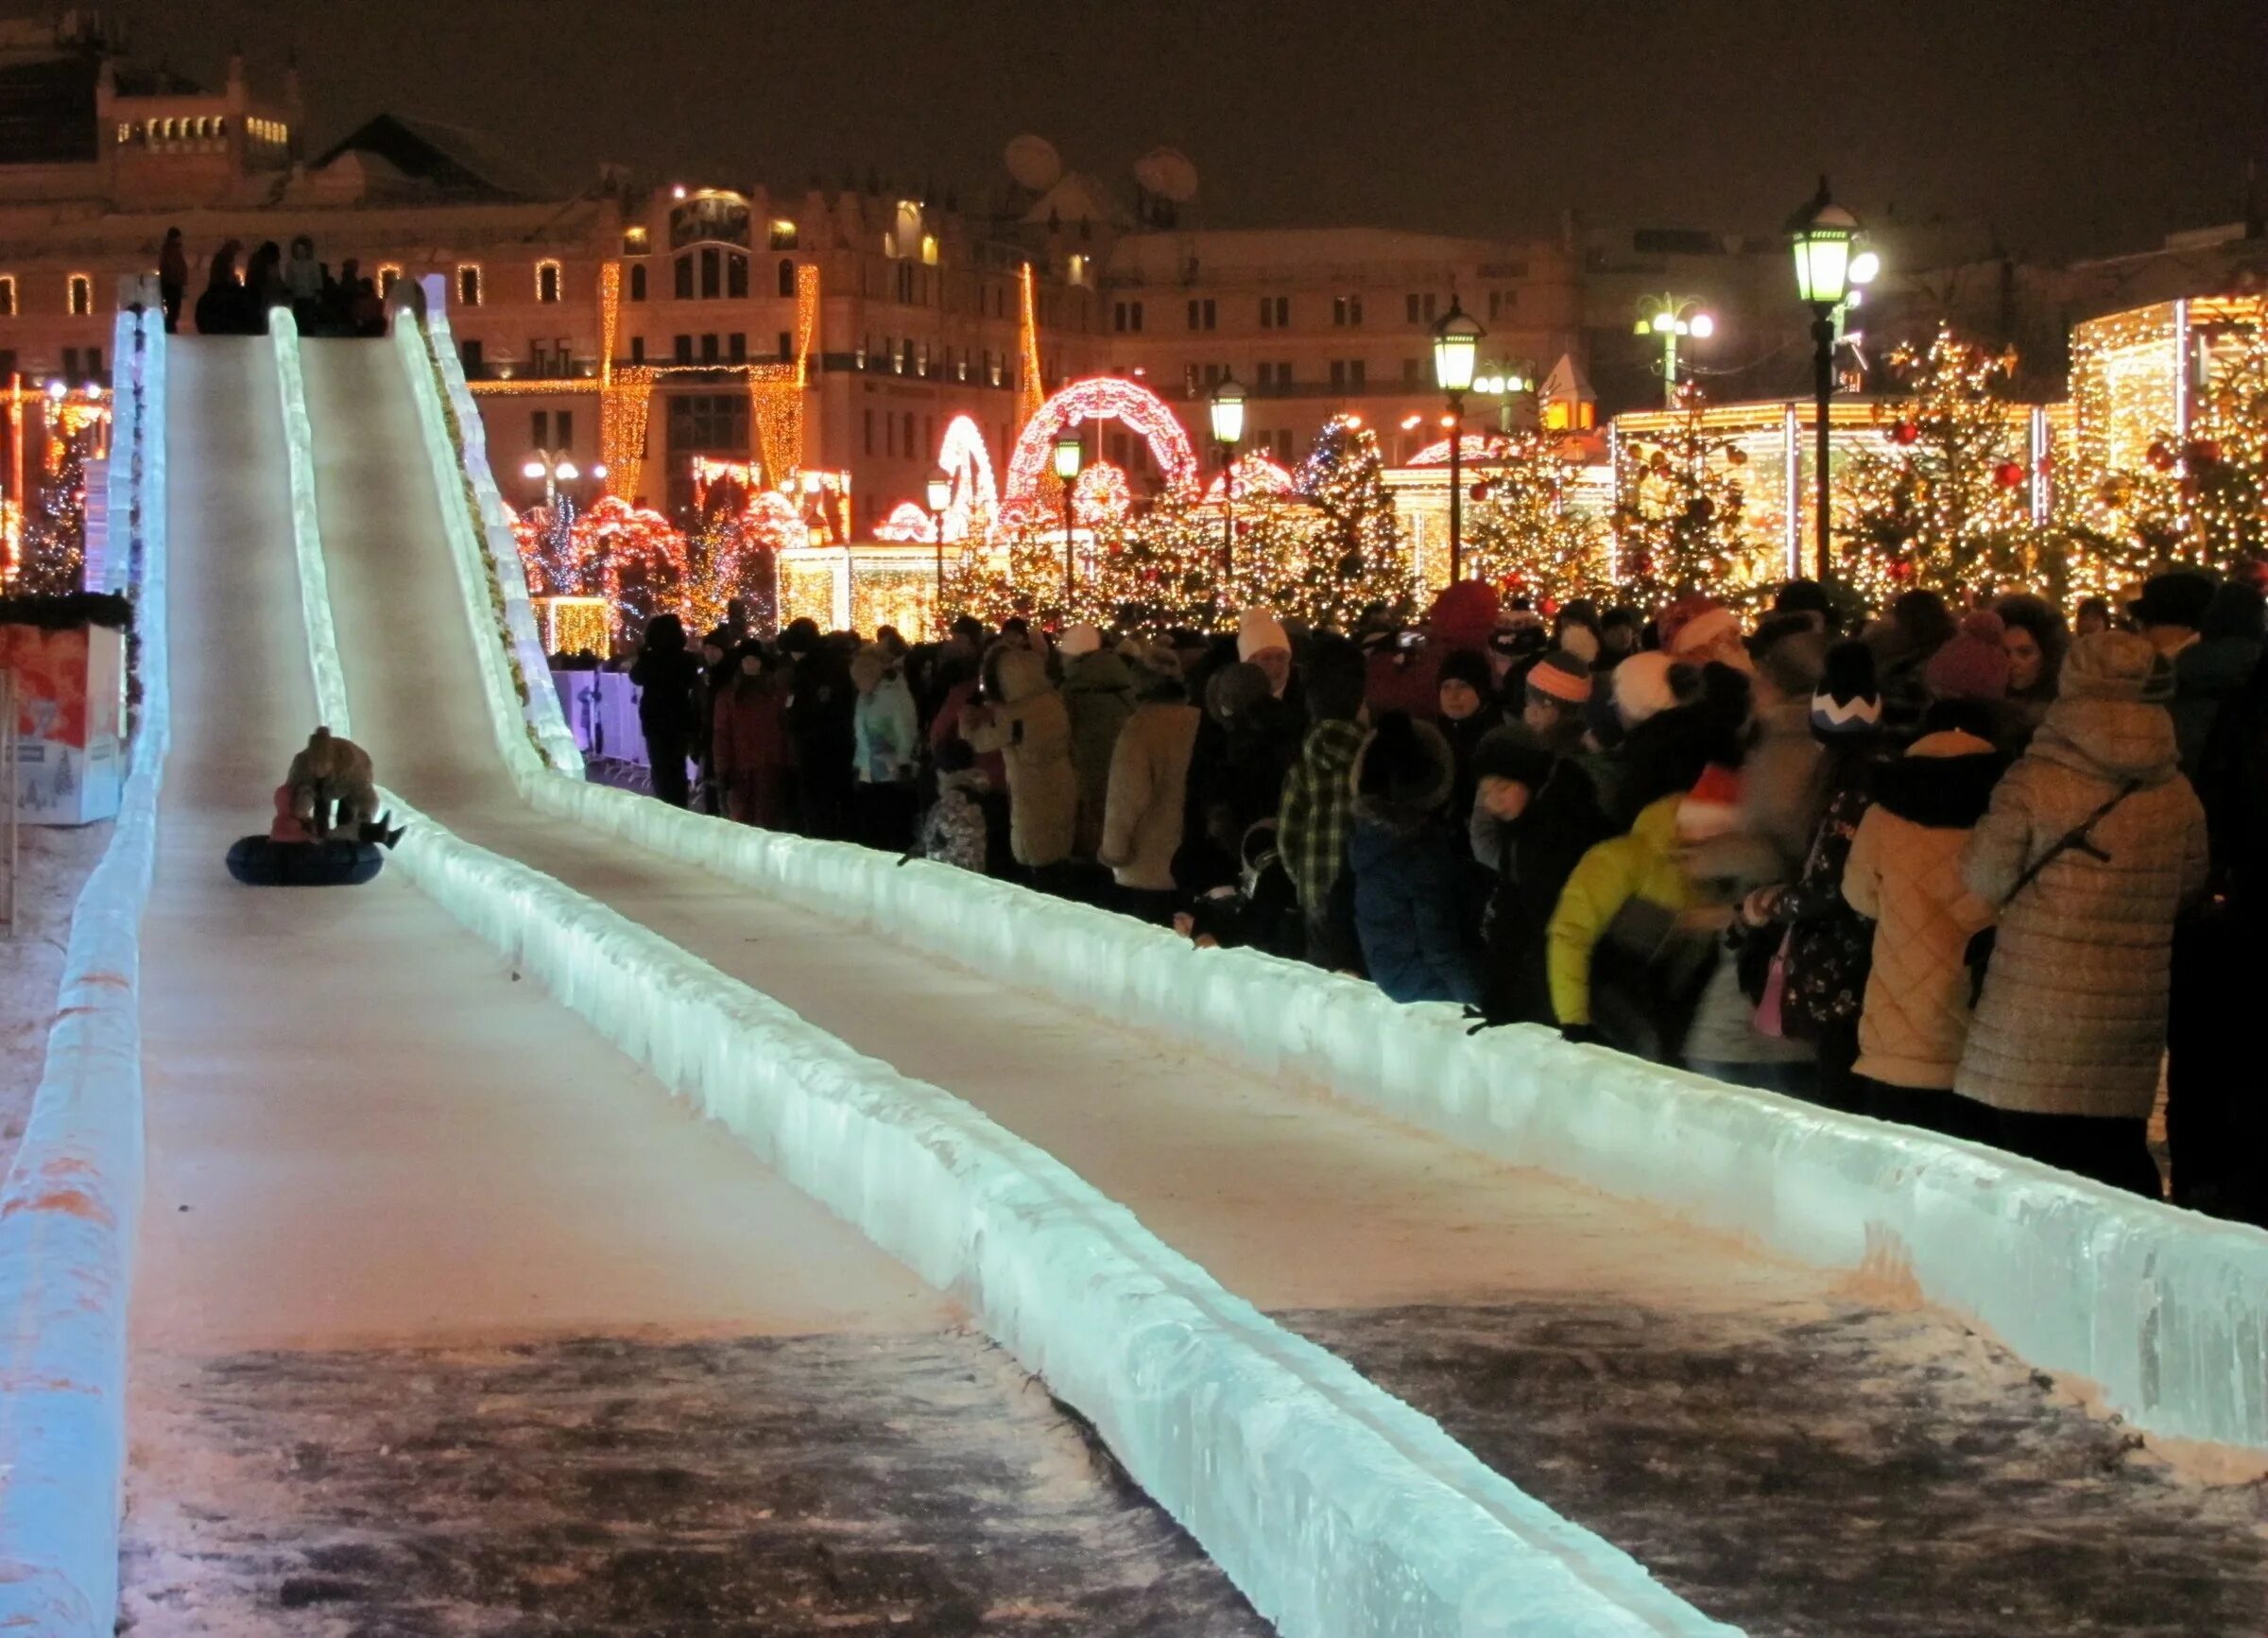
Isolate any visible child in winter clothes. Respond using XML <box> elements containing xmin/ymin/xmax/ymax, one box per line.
<box><xmin>1347</xmin><ymin>712</ymin><xmax>1485</xmax><ymax>1006</ymax></box>
<box><xmin>712</xmin><ymin>644</ymin><xmax>791</xmax><ymax>829</ymax></box>
<box><xmin>916</xmin><ymin>737</ymin><xmax>989</xmax><ymax>873</ymax></box>
<box><xmin>1840</xmin><ymin>704</ymin><xmax>2003</xmax><ymax>1134</ymax></box>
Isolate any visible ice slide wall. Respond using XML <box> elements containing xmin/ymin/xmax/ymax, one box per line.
<box><xmin>406</xmin><ymin>296</ymin><xmax>2268</xmax><ymax>1457</ymax></box>
<box><xmin>301</xmin><ymin>302</ymin><xmax>1740</xmax><ymax>1635</ymax></box>
<box><xmin>0</xmin><ymin>292</ymin><xmax>166</xmax><ymax>1633</ymax></box>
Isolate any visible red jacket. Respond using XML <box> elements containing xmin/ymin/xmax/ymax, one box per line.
<box><xmin>930</xmin><ymin>677</ymin><xmax>1008</xmax><ymax>789</ymax></box>
<box><xmin>712</xmin><ymin>680</ymin><xmax>789</xmax><ymax>778</ymax></box>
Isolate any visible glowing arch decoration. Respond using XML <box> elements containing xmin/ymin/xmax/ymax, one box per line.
<box><xmin>1004</xmin><ymin>376</ymin><xmax>1201</xmax><ymax>510</ymax></box>
<box><xmin>936</xmin><ymin>413</ymin><xmax>998</xmax><ymax>543</ymax></box>
<box><xmin>1408</xmin><ymin>435</ymin><xmax>1507</xmax><ymax>466</ymax></box>
<box><xmin>1203</xmin><ymin>452</ymin><xmax>1297</xmax><ymax>502</ymax></box>
<box><xmin>1073</xmin><ymin>460</ymin><xmax>1131</xmax><ymax>526</ymax></box>
<box><xmin>876</xmin><ymin>501</ymin><xmax>937</xmax><ymax>543</ymax></box>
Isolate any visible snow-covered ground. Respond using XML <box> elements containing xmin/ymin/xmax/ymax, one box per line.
<box><xmin>0</xmin><ymin>821</ymin><xmax>111</xmax><ymax>1177</ymax></box>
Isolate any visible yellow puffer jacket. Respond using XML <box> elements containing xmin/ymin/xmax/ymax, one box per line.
<box><xmin>1546</xmin><ymin>794</ymin><xmax>1692</xmax><ymax>1026</ymax></box>
<box><xmin>1841</xmin><ymin>730</ymin><xmax>2002</xmax><ymax>1091</ymax></box>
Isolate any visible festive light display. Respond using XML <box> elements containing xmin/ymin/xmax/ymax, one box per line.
<box><xmin>1408</xmin><ymin>435</ymin><xmax>1503</xmax><ymax>467</ymax></box>
<box><xmin>1293</xmin><ymin>414</ymin><xmax>1415</xmax><ymax>626</ymax></box>
<box><xmin>1016</xmin><ymin>262</ymin><xmax>1045</xmax><ymax>434</ymax></box>
<box><xmin>1202</xmin><ymin>453</ymin><xmax>1297</xmax><ymax>503</ymax></box>
<box><xmin>1610</xmin><ymin>384</ymin><xmax>1766</xmax><ymax>608</ymax></box>
<box><xmin>1837</xmin><ymin>326</ymin><xmax>2048</xmax><ymax>603</ymax></box>
<box><xmin>530</xmin><ymin>595</ymin><xmax>610</xmax><ymax>658</ymax></box>
<box><xmin>1462</xmin><ymin>431</ymin><xmax>1607</xmax><ymax>605</ymax></box>
<box><xmin>936</xmin><ymin>413</ymin><xmax>999</xmax><ymax>542</ymax></box>
<box><xmin>875</xmin><ymin>501</ymin><xmax>938</xmax><ymax>543</ymax></box>
<box><xmin>1003</xmin><ymin>376</ymin><xmax>1200</xmax><ymax>509</ymax></box>
<box><xmin>11</xmin><ymin>388</ymin><xmax>109</xmax><ymax>594</ymax></box>
<box><xmin>2171</xmin><ymin>315</ymin><xmax>2268</xmax><ymax>565</ymax></box>
<box><xmin>1074</xmin><ymin>460</ymin><xmax>1132</xmax><ymax>526</ymax></box>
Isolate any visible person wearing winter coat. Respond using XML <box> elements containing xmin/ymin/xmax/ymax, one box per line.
<box><xmin>1546</xmin><ymin>791</ymin><xmax>1709</xmax><ymax>1060</ymax></box>
<box><xmin>1434</xmin><ymin>648</ymin><xmax>1503</xmax><ymax>827</ymax></box>
<box><xmin>963</xmin><ymin>644</ymin><xmax>1079</xmax><ymax>878</ymax></box>
<box><xmin>692</xmin><ymin>626</ymin><xmax>736</xmax><ymax>814</ymax></box>
<box><xmin>2170</xmin><ymin>578</ymin><xmax>2264</xmax><ymax>779</ymax></box>
<box><xmin>1278</xmin><ymin>636</ymin><xmax>1371</xmax><ymax>971</ymax></box>
<box><xmin>1346</xmin><ymin>713</ymin><xmax>1484</xmax><ymax>1006</ymax></box>
<box><xmin>1956</xmin><ymin>630</ymin><xmax>2210</xmax><ymax>1194</ymax></box>
<box><xmin>1098</xmin><ymin>641</ymin><xmax>1202</xmax><ymax>923</ymax></box>
<box><xmin>711</xmin><ymin>644</ymin><xmax>791</xmax><ymax>829</ymax></box>
<box><xmin>629</xmin><ymin>612</ymin><xmax>704</xmax><ymax>807</ymax></box>
<box><xmin>1992</xmin><ymin>593</ymin><xmax>2070</xmax><ymax>751</ymax></box>
<box><xmin>850</xmin><ymin>642</ymin><xmax>920</xmax><ymax>852</ymax></box>
<box><xmin>1469</xmin><ymin>724</ymin><xmax>1612</xmax><ymax>1026</ymax></box>
<box><xmin>785</xmin><ymin>634</ymin><xmax>857</xmax><ymax>839</ymax></box>
<box><xmin>1841</xmin><ymin>713</ymin><xmax>2003</xmax><ymax>1132</ymax></box>
<box><xmin>1058</xmin><ymin>627</ymin><xmax>1136</xmax><ymax>858</ymax></box>
<box><xmin>917</xmin><ymin>737</ymin><xmax>989</xmax><ymax>873</ymax></box>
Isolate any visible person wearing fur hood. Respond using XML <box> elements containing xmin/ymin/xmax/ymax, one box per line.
<box><xmin>1840</xmin><ymin>706</ymin><xmax>2004</xmax><ymax>1130</ymax></box>
<box><xmin>1955</xmin><ymin>630</ymin><xmax>2209</xmax><ymax>1193</ymax></box>
<box><xmin>1346</xmin><ymin>712</ymin><xmax>1485</xmax><ymax>1006</ymax></box>
<box><xmin>1098</xmin><ymin>640</ymin><xmax>1202</xmax><ymax>922</ymax></box>
<box><xmin>963</xmin><ymin>642</ymin><xmax>1079</xmax><ymax>875</ymax></box>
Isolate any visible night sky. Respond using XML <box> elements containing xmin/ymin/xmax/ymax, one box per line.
<box><xmin>93</xmin><ymin>0</ymin><xmax>2268</xmax><ymax>259</ymax></box>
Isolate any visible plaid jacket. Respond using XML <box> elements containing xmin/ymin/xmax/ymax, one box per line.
<box><xmin>1279</xmin><ymin>717</ymin><xmax>1368</xmax><ymax>910</ymax></box>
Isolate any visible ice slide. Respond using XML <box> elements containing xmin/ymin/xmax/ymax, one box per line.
<box><xmin>117</xmin><ymin>336</ymin><xmax>1274</xmax><ymax>1631</ymax></box>
<box><xmin>273</xmin><ymin>319</ymin><xmax>2268</xmax><ymax>1634</ymax></box>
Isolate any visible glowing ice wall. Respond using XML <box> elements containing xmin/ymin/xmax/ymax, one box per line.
<box><xmin>0</xmin><ymin>296</ymin><xmax>167</xmax><ymax>1635</ymax></box>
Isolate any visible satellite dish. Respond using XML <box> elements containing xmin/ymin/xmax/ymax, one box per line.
<box><xmin>1134</xmin><ymin>147</ymin><xmax>1199</xmax><ymax>204</ymax></box>
<box><xmin>1005</xmin><ymin>135</ymin><xmax>1063</xmax><ymax>193</ymax></box>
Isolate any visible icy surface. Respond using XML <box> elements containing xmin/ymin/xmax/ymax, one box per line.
<box><xmin>0</xmin><ymin>302</ymin><xmax>165</xmax><ymax>1635</ymax></box>
<box><xmin>326</xmin><ymin>306</ymin><xmax>1739</xmax><ymax>1634</ymax></box>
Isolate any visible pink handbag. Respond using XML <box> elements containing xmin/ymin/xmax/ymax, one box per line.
<box><xmin>1753</xmin><ymin>930</ymin><xmax>1795</xmax><ymax>1038</ymax></box>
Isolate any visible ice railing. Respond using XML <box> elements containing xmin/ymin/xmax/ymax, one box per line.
<box><xmin>324</xmin><ymin>307</ymin><xmax>1743</xmax><ymax>1634</ymax></box>
<box><xmin>413</xmin><ymin>300</ymin><xmax>2268</xmax><ymax>1455</ymax></box>
<box><xmin>0</xmin><ymin>287</ymin><xmax>167</xmax><ymax>1637</ymax></box>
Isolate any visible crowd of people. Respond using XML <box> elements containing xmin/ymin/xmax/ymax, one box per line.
<box><xmin>165</xmin><ymin>229</ymin><xmax>387</xmax><ymax>339</ymax></box>
<box><xmin>617</xmin><ymin>564</ymin><xmax>2267</xmax><ymax>1221</ymax></box>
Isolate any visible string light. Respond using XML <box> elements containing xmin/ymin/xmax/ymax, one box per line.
<box><xmin>1016</xmin><ymin>263</ymin><xmax>1044</xmax><ymax>436</ymax></box>
<box><xmin>1002</xmin><ymin>376</ymin><xmax>1199</xmax><ymax>509</ymax></box>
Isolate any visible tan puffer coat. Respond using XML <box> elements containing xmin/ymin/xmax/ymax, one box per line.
<box><xmin>1841</xmin><ymin>731</ymin><xmax>2002</xmax><ymax>1091</ymax></box>
<box><xmin>1099</xmin><ymin>700</ymin><xmax>1200</xmax><ymax>889</ymax></box>
<box><xmin>1955</xmin><ymin>696</ymin><xmax>2208</xmax><ymax>1117</ymax></box>
<box><xmin>964</xmin><ymin>647</ymin><xmax>1078</xmax><ymax>869</ymax></box>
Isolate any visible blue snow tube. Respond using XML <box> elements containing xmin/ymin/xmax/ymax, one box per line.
<box><xmin>225</xmin><ymin>836</ymin><xmax>385</xmax><ymax>887</ymax></box>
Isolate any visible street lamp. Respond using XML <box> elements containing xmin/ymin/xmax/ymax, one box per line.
<box><xmin>1208</xmin><ymin>373</ymin><xmax>1246</xmax><ymax>575</ymax></box>
<box><xmin>1472</xmin><ymin>360</ymin><xmax>1538</xmax><ymax>434</ymax></box>
<box><xmin>521</xmin><ymin>449</ymin><xmax>580</xmax><ymax>508</ymax></box>
<box><xmin>1634</xmin><ymin>297</ymin><xmax>1715</xmax><ymax>408</ymax></box>
<box><xmin>1789</xmin><ymin>176</ymin><xmax>1861</xmax><ymax>586</ymax></box>
<box><xmin>1052</xmin><ymin>428</ymin><xmax>1083</xmax><ymax>609</ymax></box>
<box><xmin>926</xmin><ymin>469</ymin><xmax>953</xmax><ymax>636</ymax></box>
<box><xmin>1432</xmin><ymin>298</ymin><xmax>1483</xmax><ymax>581</ymax></box>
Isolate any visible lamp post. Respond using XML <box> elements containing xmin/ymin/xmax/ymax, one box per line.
<box><xmin>520</xmin><ymin>449</ymin><xmax>582</xmax><ymax>509</ymax></box>
<box><xmin>1634</xmin><ymin>298</ymin><xmax>1715</xmax><ymax>409</ymax></box>
<box><xmin>1432</xmin><ymin>298</ymin><xmax>1483</xmax><ymax>582</ymax></box>
<box><xmin>1472</xmin><ymin>361</ymin><xmax>1537</xmax><ymax>435</ymax></box>
<box><xmin>1788</xmin><ymin>178</ymin><xmax>1860</xmax><ymax>586</ymax></box>
<box><xmin>1052</xmin><ymin>428</ymin><xmax>1083</xmax><ymax>610</ymax></box>
<box><xmin>926</xmin><ymin>470</ymin><xmax>952</xmax><ymax>636</ymax></box>
<box><xmin>1208</xmin><ymin>373</ymin><xmax>1246</xmax><ymax>576</ymax></box>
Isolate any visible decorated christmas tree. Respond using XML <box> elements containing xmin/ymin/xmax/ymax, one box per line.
<box><xmin>2158</xmin><ymin>319</ymin><xmax>2268</xmax><ymax>570</ymax></box>
<box><xmin>15</xmin><ymin>420</ymin><xmax>92</xmax><ymax>595</ymax></box>
<box><xmin>1465</xmin><ymin>431</ymin><xmax>1607</xmax><ymax>607</ymax></box>
<box><xmin>1838</xmin><ymin>326</ymin><xmax>2042</xmax><ymax>604</ymax></box>
<box><xmin>1611</xmin><ymin>385</ymin><xmax>1756</xmax><ymax>609</ymax></box>
<box><xmin>1293</xmin><ymin>414</ymin><xmax>1414</xmax><ymax>621</ymax></box>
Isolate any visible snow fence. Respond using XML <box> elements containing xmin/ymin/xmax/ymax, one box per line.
<box><xmin>0</xmin><ymin>293</ymin><xmax>167</xmax><ymax>1635</ymax></box>
<box><xmin>406</xmin><ymin>309</ymin><xmax>2268</xmax><ymax>1458</ymax></box>
<box><xmin>330</xmin><ymin>320</ymin><xmax>1742</xmax><ymax>1632</ymax></box>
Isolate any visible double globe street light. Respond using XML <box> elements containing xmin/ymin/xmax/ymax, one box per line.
<box><xmin>1430</xmin><ymin>298</ymin><xmax>1484</xmax><ymax>582</ymax></box>
<box><xmin>1208</xmin><ymin>373</ymin><xmax>1246</xmax><ymax>575</ymax></box>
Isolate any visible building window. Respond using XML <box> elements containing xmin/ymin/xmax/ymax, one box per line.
<box><xmin>456</xmin><ymin>266</ymin><xmax>481</xmax><ymax>307</ymax></box>
<box><xmin>1403</xmin><ymin>356</ymin><xmax>1421</xmax><ymax>385</ymax></box>
<box><xmin>778</xmin><ymin>257</ymin><xmax>797</xmax><ymax>298</ymax></box>
<box><xmin>537</xmin><ymin>261</ymin><xmax>562</xmax><ymax>303</ymax></box>
<box><xmin>1186</xmin><ymin>297</ymin><xmax>1215</xmax><ymax>331</ymax></box>
<box><xmin>1114</xmin><ymin>300</ymin><xmax>1145</xmax><ymax>333</ymax></box>
<box><xmin>769</xmin><ymin>220</ymin><xmax>799</xmax><ymax>250</ymax></box>
<box><xmin>700</xmin><ymin>333</ymin><xmax>719</xmax><ymax>363</ymax></box>
<box><xmin>1067</xmin><ymin>253</ymin><xmax>1090</xmax><ymax>287</ymax></box>
<box><xmin>1332</xmin><ymin>359</ymin><xmax>1366</xmax><ymax>389</ymax></box>
<box><xmin>699</xmin><ymin>248</ymin><xmax>722</xmax><ymax>300</ymax></box>
<box><xmin>628</xmin><ymin>263</ymin><xmax>647</xmax><ymax>302</ymax></box>
<box><xmin>1333</xmin><ymin>295</ymin><xmax>1362</xmax><ymax>327</ymax></box>
<box><xmin>1349</xmin><ymin>359</ymin><xmax>1366</xmax><ymax>388</ymax></box>
<box><xmin>902</xmin><ymin>411</ymin><xmax>915</xmax><ymax>457</ymax></box>
<box><xmin>557</xmin><ymin>409</ymin><xmax>574</xmax><ymax>448</ymax></box>
<box><xmin>1404</xmin><ymin>291</ymin><xmax>1437</xmax><ymax>325</ymax></box>
<box><xmin>622</xmin><ymin>227</ymin><xmax>649</xmax><ymax>255</ymax></box>
<box><xmin>1260</xmin><ymin>295</ymin><xmax>1288</xmax><ymax>328</ymax></box>
<box><xmin>0</xmin><ymin>276</ymin><xmax>15</xmax><ymax>319</ymax></box>
<box><xmin>729</xmin><ymin>332</ymin><xmax>747</xmax><ymax>362</ymax></box>
<box><xmin>674</xmin><ymin>334</ymin><xmax>693</xmax><ymax>365</ymax></box>
<box><xmin>62</xmin><ymin>347</ymin><xmax>80</xmax><ymax>379</ymax></box>
<box><xmin>532</xmin><ymin>409</ymin><xmax>550</xmax><ymax>449</ymax></box>
<box><xmin>865</xmin><ymin>408</ymin><xmax>877</xmax><ymax>457</ymax></box>
<box><xmin>777</xmin><ymin>329</ymin><xmax>792</xmax><ymax>359</ymax></box>
<box><xmin>629</xmin><ymin>335</ymin><xmax>644</xmax><ymax>364</ymax></box>
<box><xmin>674</xmin><ymin>255</ymin><xmax>695</xmax><ymax>300</ymax></box>
<box><xmin>67</xmin><ymin>274</ymin><xmax>92</xmax><ymax>316</ymax></box>
<box><xmin>460</xmin><ymin>338</ymin><xmax>483</xmax><ymax>374</ymax></box>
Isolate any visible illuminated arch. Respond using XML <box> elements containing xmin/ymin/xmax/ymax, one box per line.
<box><xmin>876</xmin><ymin>501</ymin><xmax>936</xmax><ymax>543</ymax></box>
<box><xmin>936</xmin><ymin>413</ymin><xmax>998</xmax><ymax>542</ymax></box>
<box><xmin>1003</xmin><ymin>376</ymin><xmax>1200</xmax><ymax>510</ymax></box>
<box><xmin>1203</xmin><ymin>453</ymin><xmax>1297</xmax><ymax>502</ymax></box>
<box><xmin>1407</xmin><ymin>435</ymin><xmax>1505</xmax><ymax>466</ymax></box>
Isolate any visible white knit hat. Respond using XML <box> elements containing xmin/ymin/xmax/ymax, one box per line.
<box><xmin>1059</xmin><ymin>622</ymin><xmax>1103</xmax><ymax>658</ymax></box>
<box><xmin>1236</xmin><ymin>608</ymin><xmax>1292</xmax><ymax>661</ymax></box>
<box><xmin>1612</xmin><ymin>650</ymin><xmax>1683</xmax><ymax>727</ymax></box>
